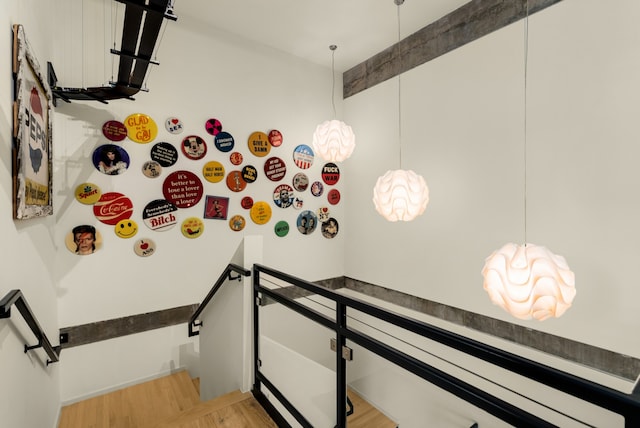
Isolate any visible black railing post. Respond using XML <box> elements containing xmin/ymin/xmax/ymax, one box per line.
<box><xmin>252</xmin><ymin>265</ymin><xmax>261</xmax><ymax>393</ymax></box>
<box><xmin>336</xmin><ymin>302</ymin><xmax>347</xmax><ymax>428</ymax></box>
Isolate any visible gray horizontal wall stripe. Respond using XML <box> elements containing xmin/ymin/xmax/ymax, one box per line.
<box><xmin>341</xmin><ymin>276</ymin><xmax>640</xmax><ymax>381</ymax></box>
<box><xmin>60</xmin><ymin>304</ymin><xmax>198</xmax><ymax>349</ymax></box>
<box><xmin>343</xmin><ymin>0</ymin><xmax>563</xmax><ymax>99</ymax></box>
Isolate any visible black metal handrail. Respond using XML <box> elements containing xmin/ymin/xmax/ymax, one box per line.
<box><xmin>188</xmin><ymin>263</ymin><xmax>251</xmax><ymax>337</ymax></box>
<box><xmin>252</xmin><ymin>264</ymin><xmax>640</xmax><ymax>428</ymax></box>
<box><xmin>0</xmin><ymin>289</ymin><xmax>61</xmax><ymax>365</ymax></box>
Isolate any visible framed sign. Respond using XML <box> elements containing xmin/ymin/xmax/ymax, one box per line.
<box><xmin>12</xmin><ymin>24</ymin><xmax>53</xmax><ymax>219</ymax></box>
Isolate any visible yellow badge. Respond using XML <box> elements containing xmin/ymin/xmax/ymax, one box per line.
<box><xmin>229</xmin><ymin>215</ymin><xmax>246</xmax><ymax>231</ymax></box>
<box><xmin>125</xmin><ymin>113</ymin><xmax>158</xmax><ymax>143</ymax></box>
<box><xmin>181</xmin><ymin>217</ymin><xmax>204</xmax><ymax>239</ymax></box>
<box><xmin>75</xmin><ymin>183</ymin><xmax>102</xmax><ymax>205</ymax></box>
<box><xmin>247</xmin><ymin>131</ymin><xmax>271</xmax><ymax>157</ymax></box>
<box><xmin>250</xmin><ymin>201</ymin><xmax>272</xmax><ymax>225</ymax></box>
<box><xmin>114</xmin><ymin>219</ymin><xmax>139</xmax><ymax>239</ymax></box>
<box><xmin>203</xmin><ymin>161</ymin><xmax>225</xmax><ymax>183</ymax></box>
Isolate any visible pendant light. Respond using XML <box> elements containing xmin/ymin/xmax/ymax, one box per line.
<box><xmin>312</xmin><ymin>45</ymin><xmax>356</xmax><ymax>163</ymax></box>
<box><xmin>372</xmin><ymin>0</ymin><xmax>429</xmax><ymax>222</ymax></box>
<box><xmin>481</xmin><ymin>1</ymin><xmax>576</xmax><ymax>321</ymax></box>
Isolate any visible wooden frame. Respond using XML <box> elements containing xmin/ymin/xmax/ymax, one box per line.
<box><xmin>12</xmin><ymin>24</ymin><xmax>53</xmax><ymax>219</ymax></box>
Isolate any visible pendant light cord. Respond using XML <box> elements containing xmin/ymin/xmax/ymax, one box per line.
<box><xmin>330</xmin><ymin>45</ymin><xmax>337</xmax><ymax>119</ymax></box>
<box><xmin>396</xmin><ymin>1</ymin><xmax>403</xmax><ymax>169</ymax></box>
<box><xmin>524</xmin><ymin>0</ymin><xmax>529</xmax><ymax>245</ymax></box>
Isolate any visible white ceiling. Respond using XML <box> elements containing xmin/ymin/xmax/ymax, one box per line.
<box><xmin>173</xmin><ymin>0</ymin><xmax>471</xmax><ymax>72</ymax></box>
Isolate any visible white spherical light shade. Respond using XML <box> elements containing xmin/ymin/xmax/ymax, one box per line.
<box><xmin>481</xmin><ymin>243</ymin><xmax>576</xmax><ymax>321</ymax></box>
<box><xmin>372</xmin><ymin>169</ymin><xmax>429</xmax><ymax>222</ymax></box>
<box><xmin>312</xmin><ymin>120</ymin><xmax>356</xmax><ymax>162</ymax></box>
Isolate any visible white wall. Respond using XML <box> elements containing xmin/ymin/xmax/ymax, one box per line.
<box><xmin>50</xmin><ymin>0</ymin><xmax>345</xmax><ymax>401</ymax></box>
<box><xmin>344</xmin><ymin>0</ymin><xmax>640</xmax><ymax>361</ymax></box>
<box><xmin>0</xmin><ymin>1</ymin><xmax>60</xmax><ymax>427</ymax></box>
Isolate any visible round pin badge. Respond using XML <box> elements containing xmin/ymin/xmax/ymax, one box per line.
<box><xmin>214</xmin><ymin>131</ymin><xmax>235</xmax><ymax>152</ymax></box>
<box><xmin>181</xmin><ymin>135</ymin><xmax>207</xmax><ymax>160</ymax></box>
<box><xmin>327</xmin><ymin>188</ymin><xmax>341</xmax><ymax>205</ymax></box>
<box><xmin>102</xmin><ymin>120</ymin><xmax>127</xmax><ymax>141</ymax></box>
<box><xmin>293</xmin><ymin>144</ymin><xmax>314</xmax><ymax>169</ymax></box>
<box><xmin>248</xmin><ymin>131</ymin><xmax>271</xmax><ymax>157</ymax></box>
<box><xmin>268</xmin><ymin>129</ymin><xmax>283</xmax><ymax>147</ymax></box>
<box><xmin>317</xmin><ymin>206</ymin><xmax>330</xmax><ymax>223</ymax></box>
<box><xmin>114</xmin><ymin>219</ymin><xmax>139</xmax><ymax>239</ymax></box>
<box><xmin>165</xmin><ymin>117</ymin><xmax>184</xmax><ymax>134</ymax></box>
<box><xmin>229</xmin><ymin>215</ymin><xmax>246</xmax><ymax>231</ymax></box>
<box><xmin>241</xmin><ymin>196</ymin><xmax>254</xmax><ymax>209</ymax></box>
<box><xmin>125</xmin><ymin>113</ymin><xmax>158</xmax><ymax>143</ymax></box>
<box><xmin>230</xmin><ymin>152</ymin><xmax>243</xmax><ymax>165</ymax></box>
<box><xmin>205</xmin><ymin>118</ymin><xmax>223</xmax><ymax>136</ymax></box>
<box><xmin>151</xmin><ymin>142</ymin><xmax>179</xmax><ymax>167</ymax></box>
<box><xmin>181</xmin><ymin>217</ymin><xmax>205</xmax><ymax>239</ymax></box>
<box><xmin>142</xmin><ymin>160</ymin><xmax>162</xmax><ymax>178</ymax></box>
<box><xmin>162</xmin><ymin>170</ymin><xmax>204</xmax><ymax>208</ymax></box>
<box><xmin>142</xmin><ymin>199</ymin><xmax>178</xmax><ymax>231</ymax></box>
<box><xmin>273</xmin><ymin>184</ymin><xmax>294</xmax><ymax>208</ymax></box>
<box><xmin>75</xmin><ymin>183</ymin><xmax>102</xmax><ymax>205</ymax></box>
<box><xmin>311</xmin><ymin>181</ymin><xmax>324</xmax><ymax>197</ymax></box>
<box><xmin>93</xmin><ymin>192</ymin><xmax>133</xmax><ymax>225</ymax></box>
<box><xmin>203</xmin><ymin>161</ymin><xmax>225</xmax><ymax>183</ymax></box>
<box><xmin>242</xmin><ymin>165</ymin><xmax>258</xmax><ymax>183</ymax></box>
<box><xmin>321</xmin><ymin>218</ymin><xmax>339</xmax><ymax>239</ymax></box>
<box><xmin>264</xmin><ymin>157</ymin><xmax>286</xmax><ymax>182</ymax></box>
<box><xmin>296</xmin><ymin>210</ymin><xmax>318</xmax><ymax>235</ymax></box>
<box><xmin>322</xmin><ymin>162</ymin><xmax>340</xmax><ymax>185</ymax></box>
<box><xmin>293</xmin><ymin>196</ymin><xmax>304</xmax><ymax>209</ymax></box>
<box><xmin>274</xmin><ymin>220</ymin><xmax>289</xmax><ymax>237</ymax></box>
<box><xmin>250</xmin><ymin>201</ymin><xmax>272</xmax><ymax>225</ymax></box>
<box><xmin>292</xmin><ymin>172</ymin><xmax>309</xmax><ymax>192</ymax></box>
<box><xmin>93</xmin><ymin>144</ymin><xmax>130</xmax><ymax>175</ymax></box>
<box><xmin>66</xmin><ymin>225</ymin><xmax>102</xmax><ymax>255</ymax></box>
<box><xmin>226</xmin><ymin>170</ymin><xmax>247</xmax><ymax>192</ymax></box>
<box><xmin>134</xmin><ymin>238</ymin><xmax>156</xmax><ymax>257</ymax></box>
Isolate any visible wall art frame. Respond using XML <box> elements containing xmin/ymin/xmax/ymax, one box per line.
<box><xmin>12</xmin><ymin>24</ymin><xmax>53</xmax><ymax>220</ymax></box>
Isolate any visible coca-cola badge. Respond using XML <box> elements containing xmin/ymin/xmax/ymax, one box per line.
<box><xmin>93</xmin><ymin>192</ymin><xmax>134</xmax><ymax>225</ymax></box>
<box><xmin>162</xmin><ymin>170</ymin><xmax>204</xmax><ymax>208</ymax></box>
<box><xmin>142</xmin><ymin>199</ymin><xmax>178</xmax><ymax>231</ymax></box>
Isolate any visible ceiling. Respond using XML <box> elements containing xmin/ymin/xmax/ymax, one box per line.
<box><xmin>174</xmin><ymin>0</ymin><xmax>471</xmax><ymax>72</ymax></box>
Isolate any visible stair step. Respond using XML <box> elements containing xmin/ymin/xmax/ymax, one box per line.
<box><xmin>347</xmin><ymin>388</ymin><xmax>398</xmax><ymax>428</ymax></box>
<box><xmin>144</xmin><ymin>390</ymin><xmax>277</xmax><ymax>428</ymax></box>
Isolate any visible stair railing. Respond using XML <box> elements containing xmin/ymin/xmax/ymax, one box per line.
<box><xmin>188</xmin><ymin>263</ymin><xmax>251</xmax><ymax>337</ymax></box>
<box><xmin>0</xmin><ymin>289</ymin><xmax>61</xmax><ymax>365</ymax></box>
<box><xmin>251</xmin><ymin>264</ymin><xmax>640</xmax><ymax>428</ymax></box>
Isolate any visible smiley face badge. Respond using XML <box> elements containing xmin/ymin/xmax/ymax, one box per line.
<box><xmin>115</xmin><ymin>219</ymin><xmax>139</xmax><ymax>239</ymax></box>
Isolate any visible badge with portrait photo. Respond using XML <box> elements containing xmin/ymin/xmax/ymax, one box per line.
<box><xmin>66</xmin><ymin>225</ymin><xmax>103</xmax><ymax>256</ymax></box>
<box><xmin>273</xmin><ymin>184</ymin><xmax>294</xmax><ymax>209</ymax></box>
<box><xmin>93</xmin><ymin>144</ymin><xmax>130</xmax><ymax>175</ymax></box>
<box><xmin>204</xmin><ymin>196</ymin><xmax>229</xmax><ymax>220</ymax></box>
<box><xmin>321</xmin><ymin>218</ymin><xmax>339</xmax><ymax>239</ymax></box>
<box><xmin>142</xmin><ymin>160</ymin><xmax>162</xmax><ymax>178</ymax></box>
<box><xmin>296</xmin><ymin>210</ymin><xmax>318</xmax><ymax>235</ymax></box>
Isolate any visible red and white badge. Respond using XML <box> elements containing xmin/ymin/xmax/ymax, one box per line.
<box><xmin>292</xmin><ymin>173</ymin><xmax>309</xmax><ymax>192</ymax></box>
<box><xmin>268</xmin><ymin>129</ymin><xmax>283</xmax><ymax>147</ymax></box>
<box><xmin>102</xmin><ymin>120</ymin><xmax>127</xmax><ymax>141</ymax></box>
<box><xmin>93</xmin><ymin>192</ymin><xmax>134</xmax><ymax>225</ymax></box>
<box><xmin>264</xmin><ymin>157</ymin><xmax>286</xmax><ymax>182</ymax></box>
<box><xmin>327</xmin><ymin>189</ymin><xmax>341</xmax><ymax>205</ymax></box>
<box><xmin>293</xmin><ymin>144</ymin><xmax>314</xmax><ymax>169</ymax></box>
<box><xmin>241</xmin><ymin>196</ymin><xmax>254</xmax><ymax>209</ymax></box>
<box><xmin>162</xmin><ymin>170</ymin><xmax>204</xmax><ymax>208</ymax></box>
<box><xmin>273</xmin><ymin>184</ymin><xmax>294</xmax><ymax>208</ymax></box>
<box><xmin>230</xmin><ymin>152</ymin><xmax>243</xmax><ymax>165</ymax></box>
<box><xmin>134</xmin><ymin>238</ymin><xmax>156</xmax><ymax>257</ymax></box>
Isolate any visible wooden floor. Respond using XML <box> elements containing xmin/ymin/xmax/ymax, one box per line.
<box><xmin>58</xmin><ymin>371</ymin><xmax>396</xmax><ymax>427</ymax></box>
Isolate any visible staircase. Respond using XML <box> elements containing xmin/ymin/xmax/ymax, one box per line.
<box><xmin>58</xmin><ymin>370</ymin><xmax>397</xmax><ymax>427</ymax></box>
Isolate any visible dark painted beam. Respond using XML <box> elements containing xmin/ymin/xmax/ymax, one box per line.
<box><xmin>343</xmin><ymin>0</ymin><xmax>563</xmax><ymax>98</ymax></box>
<box><xmin>60</xmin><ymin>304</ymin><xmax>198</xmax><ymax>349</ymax></box>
